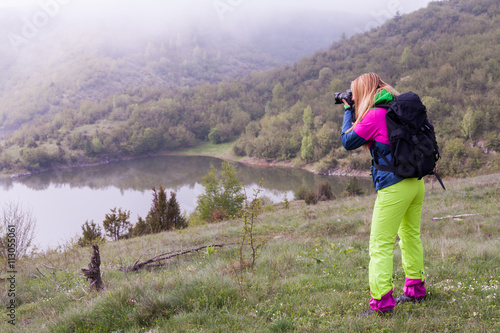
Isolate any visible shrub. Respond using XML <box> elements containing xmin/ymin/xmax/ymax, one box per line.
<box><xmin>345</xmin><ymin>177</ymin><xmax>363</xmax><ymax>196</ymax></box>
<box><xmin>317</xmin><ymin>182</ymin><xmax>334</xmax><ymax>201</ymax></box>
<box><xmin>131</xmin><ymin>217</ymin><xmax>150</xmax><ymax>237</ymax></box>
<box><xmin>486</xmin><ymin>133</ymin><xmax>500</xmax><ymax>152</ymax></box>
<box><xmin>196</xmin><ymin>162</ymin><xmax>245</xmax><ymax>221</ymax></box>
<box><xmin>1</xmin><ymin>202</ymin><xmax>37</xmax><ymax>259</ymax></box>
<box><xmin>304</xmin><ymin>191</ymin><xmax>318</xmax><ymax>205</ymax></box>
<box><xmin>146</xmin><ymin>187</ymin><xmax>187</xmax><ymax>232</ymax></box>
<box><xmin>294</xmin><ymin>185</ymin><xmax>309</xmax><ymax>200</ymax></box>
<box><xmin>103</xmin><ymin>208</ymin><xmax>131</xmax><ymax>241</ymax></box>
<box><xmin>78</xmin><ymin>220</ymin><xmax>104</xmax><ymax>247</ymax></box>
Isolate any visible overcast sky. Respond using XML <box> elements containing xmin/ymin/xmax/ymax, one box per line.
<box><xmin>0</xmin><ymin>0</ymin><xmax>437</xmax><ymax>38</ymax></box>
<box><xmin>0</xmin><ymin>0</ymin><xmax>436</xmax><ymax>15</ymax></box>
<box><xmin>0</xmin><ymin>0</ymin><xmax>437</xmax><ymax>61</ymax></box>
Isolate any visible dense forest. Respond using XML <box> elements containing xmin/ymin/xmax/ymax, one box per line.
<box><xmin>0</xmin><ymin>0</ymin><xmax>499</xmax><ymax>178</ymax></box>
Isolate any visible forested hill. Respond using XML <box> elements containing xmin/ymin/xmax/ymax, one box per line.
<box><xmin>1</xmin><ymin>0</ymin><xmax>499</xmax><ymax>178</ymax></box>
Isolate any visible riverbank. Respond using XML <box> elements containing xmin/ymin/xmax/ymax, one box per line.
<box><xmin>174</xmin><ymin>142</ymin><xmax>371</xmax><ymax>178</ymax></box>
<box><xmin>1</xmin><ymin>141</ymin><xmax>370</xmax><ymax>179</ymax></box>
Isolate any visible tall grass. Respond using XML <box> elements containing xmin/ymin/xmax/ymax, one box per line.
<box><xmin>1</xmin><ymin>174</ymin><xmax>498</xmax><ymax>332</ymax></box>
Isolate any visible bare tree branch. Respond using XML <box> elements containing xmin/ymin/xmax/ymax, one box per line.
<box><xmin>41</xmin><ymin>263</ymin><xmax>59</xmax><ymax>271</ymax></box>
<box><xmin>120</xmin><ymin>243</ymin><xmax>236</xmax><ymax>272</ymax></box>
<box><xmin>432</xmin><ymin>214</ymin><xmax>480</xmax><ymax>220</ymax></box>
<box><xmin>1</xmin><ymin>201</ymin><xmax>37</xmax><ymax>260</ymax></box>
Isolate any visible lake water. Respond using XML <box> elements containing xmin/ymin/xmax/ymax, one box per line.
<box><xmin>0</xmin><ymin>155</ymin><xmax>373</xmax><ymax>249</ymax></box>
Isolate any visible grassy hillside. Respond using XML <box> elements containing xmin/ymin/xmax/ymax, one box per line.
<box><xmin>2</xmin><ymin>173</ymin><xmax>498</xmax><ymax>332</ymax></box>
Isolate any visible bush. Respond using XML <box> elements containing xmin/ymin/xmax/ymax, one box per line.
<box><xmin>344</xmin><ymin>177</ymin><xmax>363</xmax><ymax>196</ymax></box>
<box><xmin>486</xmin><ymin>133</ymin><xmax>500</xmax><ymax>152</ymax></box>
<box><xmin>103</xmin><ymin>208</ymin><xmax>131</xmax><ymax>241</ymax></box>
<box><xmin>131</xmin><ymin>217</ymin><xmax>150</xmax><ymax>237</ymax></box>
<box><xmin>1</xmin><ymin>202</ymin><xmax>37</xmax><ymax>259</ymax></box>
<box><xmin>196</xmin><ymin>162</ymin><xmax>245</xmax><ymax>221</ymax></box>
<box><xmin>146</xmin><ymin>187</ymin><xmax>187</xmax><ymax>232</ymax></box>
<box><xmin>317</xmin><ymin>182</ymin><xmax>334</xmax><ymax>201</ymax></box>
<box><xmin>78</xmin><ymin>220</ymin><xmax>104</xmax><ymax>247</ymax></box>
<box><xmin>294</xmin><ymin>185</ymin><xmax>309</xmax><ymax>200</ymax></box>
<box><xmin>232</xmin><ymin>139</ymin><xmax>247</xmax><ymax>157</ymax></box>
<box><xmin>304</xmin><ymin>191</ymin><xmax>318</xmax><ymax>205</ymax></box>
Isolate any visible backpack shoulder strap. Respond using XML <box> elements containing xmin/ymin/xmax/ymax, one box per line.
<box><xmin>372</xmin><ymin>146</ymin><xmax>394</xmax><ymax>173</ymax></box>
<box><xmin>373</xmin><ymin>103</ymin><xmax>392</xmax><ymax>109</ymax></box>
<box><xmin>432</xmin><ymin>172</ymin><xmax>446</xmax><ymax>191</ymax></box>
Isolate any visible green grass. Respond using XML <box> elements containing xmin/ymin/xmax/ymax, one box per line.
<box><xmin>174</xmin><ymin>141</ymin><xmax>239</xmax><ymax>160</ymax></box>
<box><xmin>1</xmin><ymin>174</ymin><xmax>499</xmax><ymax>332</ymax></box>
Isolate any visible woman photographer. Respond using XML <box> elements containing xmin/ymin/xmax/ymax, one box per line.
<box><xmin>340</xmin><ymin>73</ymin><xmax>426</xmax><ymax>316</ymax></box>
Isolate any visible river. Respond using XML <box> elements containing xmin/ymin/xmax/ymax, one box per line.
<box><xmin>0</xmin><ymin>155</ymin><xmax>373</xmax><ymax>250</ymax></box>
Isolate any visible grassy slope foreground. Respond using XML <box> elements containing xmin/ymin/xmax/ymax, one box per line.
<box><xmin>1</xmin><ymin>174</ymin><xmax>498</xmax><ymax>332</ymax></box>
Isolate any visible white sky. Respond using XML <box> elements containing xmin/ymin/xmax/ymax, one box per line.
<box><xmin>0</xmin><ymin>0</ymin><xmax>436</xmax><ymax>14</ymax></box>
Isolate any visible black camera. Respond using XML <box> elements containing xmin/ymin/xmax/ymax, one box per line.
<box><xmin>334</xmin><ymin>89</ymin><xmax>354</xmax><ymax>107</ymax></box>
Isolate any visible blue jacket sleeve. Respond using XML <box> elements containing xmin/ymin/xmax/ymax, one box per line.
<box><xmin>341</xmin><ymin>108</ymin><xmax>367</xmax><ymax>150</ymax></box>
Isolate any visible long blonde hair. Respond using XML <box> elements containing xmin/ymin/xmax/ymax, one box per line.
<box><xmin>346</xmin><ymin>73</ymin><xmax>399</xmax><ymax>133</ymax></box>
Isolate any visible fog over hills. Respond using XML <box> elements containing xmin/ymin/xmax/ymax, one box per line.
<box><xmin>0</xmin><ymin>0</ymin><xmax>377</xmax><ymax>131</ymax></box>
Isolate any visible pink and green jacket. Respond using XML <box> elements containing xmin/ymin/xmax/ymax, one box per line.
<box><xmin>341</xmin><ymin>90</ymin><xmax>403</xmax><ymax>191</ymax></box>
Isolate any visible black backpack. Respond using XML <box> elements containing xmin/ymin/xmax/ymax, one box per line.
<box><xmin>373</xmin><ymin>91</ymin><xmax>446</xmax><ymax>190</ymax></box>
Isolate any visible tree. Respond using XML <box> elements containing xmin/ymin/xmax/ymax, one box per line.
<box><xmin>146</xmin><ymin>187</ymin><xmax>186</xmax><ymax>232</ymax></box>
<box><xmin>270</xmin><ymin>82</ymin><xmax>286</xmax><ymax>115</ymax></box>
<box><xmin>394</xmin><ymin>10</ymin><xmax>402</xmax><ymax>22</ymax></box>
<box><xmin>0</xmin><ymin>202</ymin><xmax>37</xmax><ymax>260</ymax></box>
<box><xmin>461</xmin><ymin>108</ymin><xmax>478</xmax><ymax>140</ymax></box>
<box><xmin>301</xmin><ymin>134</ymin><xmax>314</xmax><ymax>161</ymax></box>
<box><xmin>78</xmin><ymin>220</ymin><xmax>104</xmax><ymax>247</ymax></box>
<box><xmin>400</xmin><ymin>47</ymin><xmax>415</xmax><ymax>70</ymax></box>
<box><xmin>132</xmin><ymin>217</ymin><xmax>150</xmax><ymax>237</ymax></box>
<box><xmin>103</xmin><ymin>208</ymin><xmax>131</xmax><ymax>241</ymax></box>
<box><xmin>208</xmin><ymin>127</ymin><xmax>222</xmax><ymax>144</ymax></box>
<box><xmin>318</xmin><ymin>67</ymin><xmax>334</xmax><ymax>85</ymax></box>
<box><xmin>301</xmin><ymin>106</ymin><xmax>315</xmax><ymax>161</ymax></box>
<box><xmin>166</xmin><ymin>191</ymin><xmax>188</xmax><ymax>230</ymax></box>
<box><xmin>146</xmin><ymin>186</ymin><xmax>168</xmax><ymax>233</ymax></box>
<box><xmin>196</xmin><ymin>162</ymin><xmax>245</xmax><ymax>221</ymax></box>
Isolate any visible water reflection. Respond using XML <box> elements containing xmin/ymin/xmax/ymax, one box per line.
<box><xmin>0</xmin><ymin>155</ymin><xmax>373</xmax><ymax>249</ymax></box>
<box><xmin>2</xmin><ymin>156</ymin><xmax>371</xmax><ymax>194</ymax></box>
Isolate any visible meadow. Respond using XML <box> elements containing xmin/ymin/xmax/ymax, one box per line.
<box><xmin>1</xmin><ymin>173</ymin><xmax>498</xmax><ymax>332</ymax></box>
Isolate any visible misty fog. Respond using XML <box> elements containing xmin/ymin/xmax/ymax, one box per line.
<box><xmin>0</xmin><ymin>0</ymin><xmax>435</xmax><ymax>131</ymax></box>
<box><xmin>0</xmin><ymin>0</ymin><xmax>435</xmax><ymax>64</ymax></box>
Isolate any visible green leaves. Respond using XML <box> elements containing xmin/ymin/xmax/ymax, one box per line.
<box><xmin>196</xmin><ymin>162</ymin><xmax>244</xmax><ymax>222</ymax></box>
<box><xmin>103</xmin><ymin>208</ymin><xmax>131</xmax><ymax>241</ymax></box>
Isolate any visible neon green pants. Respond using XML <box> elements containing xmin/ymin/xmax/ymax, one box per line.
<box><xmin>369</xmin><ymin>178</ymin><xmax>426</xmax><ymax>300</ymax></box>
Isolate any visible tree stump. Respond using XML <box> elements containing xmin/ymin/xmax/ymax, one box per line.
<box><xmin>81</xmin><ymin>243</ymin><xmax>103</xmax><ymax>291</ymax></box>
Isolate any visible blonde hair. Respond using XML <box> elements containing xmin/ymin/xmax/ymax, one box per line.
<box><xmin>346</xmin><ymin>73</ymin><xmax>399</xmax><ymax>133</ymax></box>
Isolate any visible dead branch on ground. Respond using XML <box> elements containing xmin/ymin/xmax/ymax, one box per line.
<box><xmin>432</xmin><ymin>214</ymin><xmax>480</xmax><ymax>220</ymax></box>
<box><xmin>120</xmin><ymin>243</ymin><xmax>236</xmax><ymax>272</ymax></box>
